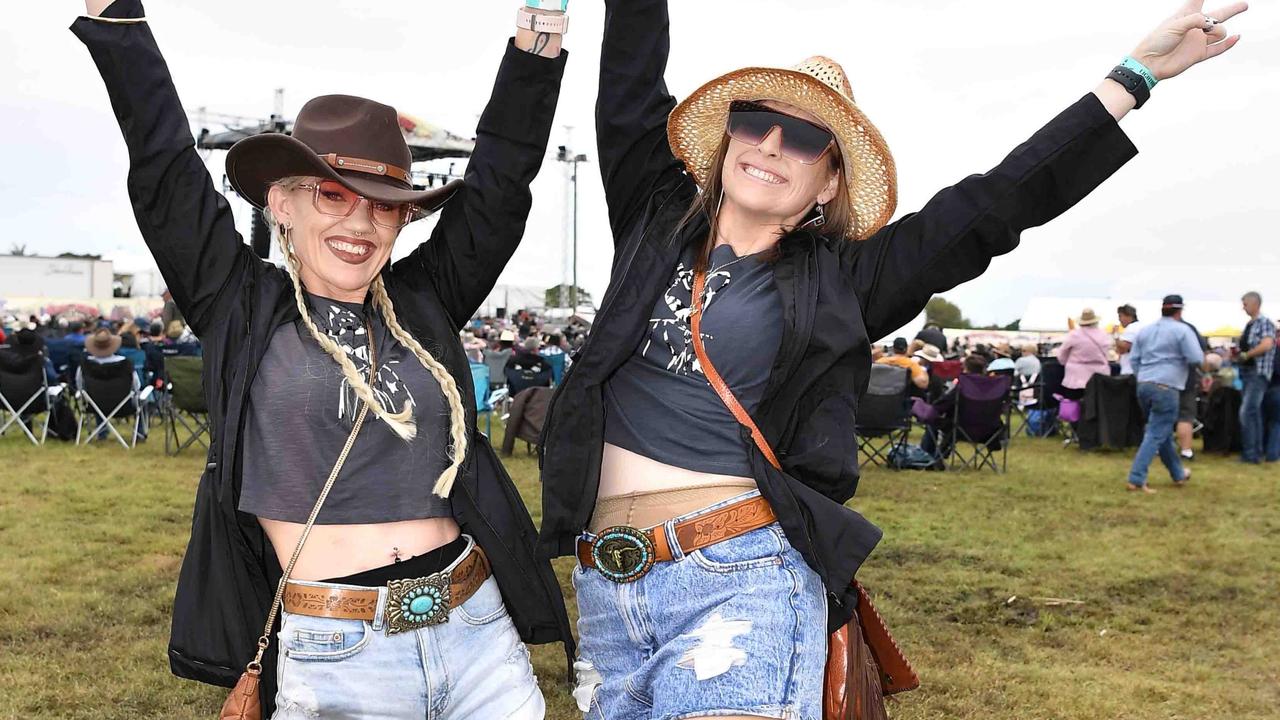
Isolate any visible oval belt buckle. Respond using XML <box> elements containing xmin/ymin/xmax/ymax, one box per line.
<box><xmin>591</xmin><ymin>526</ymin><xmax>656</xmax><ymax>583</ymax></box>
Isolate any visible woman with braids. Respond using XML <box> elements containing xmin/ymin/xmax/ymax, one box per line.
<box><xmin>537</xmin><ymin>1</ymin><xmax>1246</xmax><ymax>718</ymax></box>
<box><xmin>73</xmin><ymin>0</ymin><xmax>573</xmax><ymax>716</ymax></box>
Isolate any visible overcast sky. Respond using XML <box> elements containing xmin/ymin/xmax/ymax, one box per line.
<box><xmin>4</xmin><ymin>1</ymin><xmax>1277</xmax><ymax>325</ymax></box>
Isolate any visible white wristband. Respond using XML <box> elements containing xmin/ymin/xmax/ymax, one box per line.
<box><xmin>516</xmin><ymin>7</ymin><xmax>569</xmax><ymax>34</ymax></box>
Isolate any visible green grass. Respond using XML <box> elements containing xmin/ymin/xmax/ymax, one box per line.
<box><xmin>1</xmin><ymin>421</ymin><xmax>1277</xmax><ymax>719</ymax></box>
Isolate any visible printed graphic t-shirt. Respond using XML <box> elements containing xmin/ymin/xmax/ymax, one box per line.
<box><xmin>239</xmin><ymin>293</ymin><xmax>452</xmax><ymax>524</ymax></box>
<box><xmin>603</xmin><ymin>243</ymin><xmax>783</xmax><ymax>477</ymax></box>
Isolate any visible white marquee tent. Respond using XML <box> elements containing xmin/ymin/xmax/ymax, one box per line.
<box><xmin>1018</xmin><ymin>296</ymin><xmax>1247</xmax><ymax>339</ymax></box>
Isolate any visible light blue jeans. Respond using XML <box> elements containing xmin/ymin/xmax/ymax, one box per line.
<box><xmin>1128</xmin><ymin>382</ymin><xmax>1185</xmax><ymax>487</ymax></box>
<box><xmin>573</xmin><ymin>491</ymin><xmax>827</xmax><ymax>720</ymax></box>
<box><xmin>1239</xmin><ymin>373</ymin><xmax>1268</xmax><ymax>463</ymax></box>
<box><xmin>272</xmin><ymin>543</ymin><xmax>543</xmax><ymax>719</ymax></box>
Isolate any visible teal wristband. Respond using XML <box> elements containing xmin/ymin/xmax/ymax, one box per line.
<box><xmin>1121</xmin><ymin>56</ymin><xmax>1158</xmax><ymax>90</ymax></box>
<box><xmin>526</xmin><ymin>0</ymin><xmax>569</xmax><ymax>11</ymax></box>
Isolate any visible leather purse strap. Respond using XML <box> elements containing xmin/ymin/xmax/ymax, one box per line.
<box><xmin>243</xmin><ymin>320</ymin><xmax>377</xmax><ymax>675</ymax></box>
<box><xmin>690</xmin><ymin>266</ymin><xmax>782</xmax><ymax>471</ymax></box>
<box><xmin>691</xmin><ymin>264</ymin><xmax>920</xmax><ymax>700</ymax></box>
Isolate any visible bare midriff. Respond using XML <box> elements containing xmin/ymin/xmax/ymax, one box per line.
<box><xmin>594</xmin><ymin>442</ymin><xmax>758</xmax><ymax>531</ymax></box>
<box><xmin>259</xmin><ymin>517</ymin><xmax>461</xmax><ymax>581</ymax></box>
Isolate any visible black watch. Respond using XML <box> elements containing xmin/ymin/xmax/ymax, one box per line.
<box><xmin>1107</xmin><ymin>66</ymin><xmax>1151</xmax><ymax>109</ymax></box>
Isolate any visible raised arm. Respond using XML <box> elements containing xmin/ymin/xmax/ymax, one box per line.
<box><xmin>596</xmin><ymin>0</ymin><xmax>689</xmax><ymax>240</ymax></box>
<box><xmin>844</xmin><ymin>0</ymin><xmax>1246</xmax><ymax>342</ymax></box>
<box><xmin>396</xmin><ymin>8</ymin><xmax>567</xmax><ymax>329</ymax></box>
<box><xmin>73</xmin><ymin>0</ymin><xmax>259</xmax><ymax>337</ymax></box>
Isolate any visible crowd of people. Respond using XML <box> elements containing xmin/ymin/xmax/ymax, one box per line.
<box><xmin>869</xmin><ymin>290</ymin><xmax>1279</xmax><ymax>486</ymax></box>
<box><xmin>0</xmin><ymin>292</ymin><xmax>203</xmax><ymax>443</ymax></box>
<box><xmin>458</xmin><ymin>310</ymin><xmax>587</xmax><ymax>395</ymax></box>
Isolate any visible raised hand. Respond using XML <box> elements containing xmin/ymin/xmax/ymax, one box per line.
<box><xmin>1130</xmin><ymin>0</ymin><xmax>1248</xmax><ymax>81</ymax></box>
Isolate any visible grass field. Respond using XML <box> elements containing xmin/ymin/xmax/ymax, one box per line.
<box><xmin>1</xmin><ymin>421</ymin><xmax>1277</xmax><ymax>719</ymax></box>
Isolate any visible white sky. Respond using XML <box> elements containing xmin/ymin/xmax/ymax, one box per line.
<box><xmin>3</xmin><ymin>1</ymin><xmax>1277</xmax><ymax>325</ymax></box>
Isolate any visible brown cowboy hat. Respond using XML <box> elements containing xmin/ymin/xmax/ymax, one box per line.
<box><xmin>85</xmin><ymin>328</ymin><xmax>122</xmax><ymax>358</ymax></box>
<box><xmin>226</xmin><ymin>94</ymin><xmax>461</xmax><ymax>217</ymax></box>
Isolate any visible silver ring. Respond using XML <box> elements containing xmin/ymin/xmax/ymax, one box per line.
<box><xmin>1203</xmin><ymin>16</ymin><xmax>1219</xmax><ymax>30</ymax></box>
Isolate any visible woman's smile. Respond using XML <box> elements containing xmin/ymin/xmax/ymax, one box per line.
<box><xmin>324</xmin><ymin>235</ymin><xmax>378</xmax><ymax>265</ymax></box>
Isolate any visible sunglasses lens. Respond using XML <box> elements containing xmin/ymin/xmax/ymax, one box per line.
<box><xmin>314</xmin><ymin>181</ymin><xmax>359</xmax><ymax>216</ymax></box>
<box><xmin>370</xmin><ymin>200</ymin><xmax>412</xmax><ymax>229</ymax></box>
<box><xmin>779</xmin><ymin>120</ymin><xmax>834</xmax><ymax>164</ymax></box>
<box><xmin>726</xmin><ymin>109</ymin><xmax>775</xmax><ymax>146</ymax></box>
<box><xmin>314</xmin><ymin>180</ymin><xmax>412</xmax><ymax>228</ymax></box>
<box><xmin>726</xmin><ymin>102</ymin><xmax>834</xmax><ymax>165</ymax></box>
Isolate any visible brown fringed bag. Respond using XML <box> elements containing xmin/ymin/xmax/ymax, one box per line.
<box><xmin>691</xmin><ymin>268</ymin><xmax>919</xmax><ymax>720</ymax></box>
<box><xmin>219</xmin><ymin>323</ymin><xmax>377</xmax><ymax>719</ymax></box>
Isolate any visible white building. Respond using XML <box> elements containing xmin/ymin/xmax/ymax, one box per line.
<box><xmin>0</xmin><ymin>254</ymin><xmax>114</xmax><ymax>299</ymax></box>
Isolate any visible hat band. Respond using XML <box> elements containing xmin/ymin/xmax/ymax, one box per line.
<box><xmin>322</xmin><ymin>153</ymin><xmax>411</xmax><ymax>184</ymax></box>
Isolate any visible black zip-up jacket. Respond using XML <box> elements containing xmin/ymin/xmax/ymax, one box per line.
<box><xmin>74</xmin><ymin>1</ymin><xmax>573</xmax><ymax>710</ymax></box>
<box><xmin>537</xmin><ymin>0</ymin><xmax>1138</xmax><ymax>630</ymax></box>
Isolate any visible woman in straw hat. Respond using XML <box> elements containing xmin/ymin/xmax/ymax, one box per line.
<box><xmin>74</xmin><ymin>0</ymin><xmax>573</xmax><ymax>716</ymax></box>
<box><xmin>537</xmin><ymin>1</ymin><xmax>1246</xmax><ymax>717</ymax></box>
<box><xmin>1057</xmin><ymin>308</ymin><xmax>1115</xmax><ymax>401</ymax></box>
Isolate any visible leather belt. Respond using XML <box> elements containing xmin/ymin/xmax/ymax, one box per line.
<box><xmin>282</xmin><ymin>547</ymin><xmax>490</xmax><ymax>636</ymax></box>
<box><xmin>577</xmin><ymin>495</ymin><xmax>776</xmax><ymax>583</ymax></box>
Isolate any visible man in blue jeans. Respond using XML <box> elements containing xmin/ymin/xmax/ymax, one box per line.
<box><xmin>1237</xmin><ymin>291</ymin><xmax>1276</xmax><ymax>464</ymax></box>
<box><xmin>1127</xmin><ymin>296</ymin><xmax>1204</xmax><ymax>493</ymax></box>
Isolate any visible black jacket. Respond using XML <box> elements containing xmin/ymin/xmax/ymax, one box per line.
<box><xmin>537</xmin><ymin>0</ymin><xmax>1138</xmax><ymax>630</ymax></box>
<box><xmin>1078</xmin><ymin>374</ymin><xmax>1145</xmax><ymax>450</ymax></box>
<box><xmin>73</xmin><ymin>0</ymin><xmax>573</xmax><ymax>709</ymax></box>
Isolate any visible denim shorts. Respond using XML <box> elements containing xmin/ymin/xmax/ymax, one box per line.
<box><xmin>573</xmin><ymin>491</ymin><xmax>828</xmax><ymax>720</ymax></box>
<box><xmin>272</xmin><ymin>539</ymin><xmax>543</xmax><ymax>719</ymax></box>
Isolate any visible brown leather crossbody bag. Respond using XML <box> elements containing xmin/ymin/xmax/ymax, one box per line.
<box><xmin>691</xmin><ymin>268</ymin><xmax>919</xmax><ymax>720</ymax></box>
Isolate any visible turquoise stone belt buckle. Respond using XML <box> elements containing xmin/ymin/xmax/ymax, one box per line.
<box><xmin>384</xmin><ymin>572</ymin><xmax>451</xmax><ymax>635</ymax></box>
<box><xmin>591</xmin><ymin>526</ymin><xmax>656</xmax><ymax>583</ymax></box>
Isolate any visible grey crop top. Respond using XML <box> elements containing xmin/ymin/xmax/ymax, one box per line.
<box><xmin>603</xmin><ymin>243</ymin><xmax>784</xmax><ymax>477</ymax></box>
<box><xmin>238</xmin><ymin>293</ymin><xmax>452</xmax><ymax>524</ymax></box>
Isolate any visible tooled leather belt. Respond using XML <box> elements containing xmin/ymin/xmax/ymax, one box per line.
<box><xmin>576</xmin><ymin>495</ymin><xmax>776</xmax><ymax>583</ymax></box>
<box><xmin>282</xmin><ymin>547</ymin><xmax>490</xmax><ymax>636</ymax></box>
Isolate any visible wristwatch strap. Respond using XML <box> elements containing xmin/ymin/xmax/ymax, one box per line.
<box><xmin>1107</xmin><ymin>65</ymin><xmax>1150</xmax><ymax>109</ymax></box>
<box><xmin>516</xmin><ymin>7</ymin><xmax>570</xmax><ymax>34</ymax></box>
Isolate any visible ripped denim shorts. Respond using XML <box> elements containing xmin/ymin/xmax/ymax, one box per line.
<box><xmin>572</xmin><ymin>491</ymin><xmax>827</xmax><ymax>720</ymax></box>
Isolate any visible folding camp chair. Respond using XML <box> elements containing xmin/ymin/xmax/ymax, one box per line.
<box><xmin>1016</xmin><ymin>359</ymin><xmax>1065</xmax><ymax>438</ymax></box>
<box><xmin>0</xmin><ymin>348</ymin><xmax>51</xmax><ymax>445</ymax></box>
<box><xmin>541</xmin><ymin>351</ymin><xmax>567</xmax><ymax>387</ymax></box>
<box><xmin>470</xmin><ymin>361</ymin><xmax>511</xmax><ymax>437</ymax></box>
<box><xmin>1010</xmin><ymin>372</ymin><xmax>1038</xmax><ymax>436</ymax></box>
<box><xmin>164</xmin><ymin>356</ymin><xmax>210</xmax><ymax>455</ymax></box>
<box><xmin>856</xmin><ymin>364</ymin><xmax>913</xmax><ymax>468</ymax></box>
<box><xmin>947</xmin><ymin>374</ymin><xmax>1013</xmax><ymax>472</ymax></box>
<box><xmin>76</xmin><ymin>357</ymin><xmax>142</xmax><ymax>448</ymax></box>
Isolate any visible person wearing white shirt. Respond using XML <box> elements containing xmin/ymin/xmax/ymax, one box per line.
<box><xmin>1116</xmin><ymin>304</ymin><xmax>1143</xmax><ymax>375</ymax></box>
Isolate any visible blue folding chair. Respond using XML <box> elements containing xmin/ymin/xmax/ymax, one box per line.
<box><xmin>541</xmin><ymin>351</ymin><xmax>567</xmax><ymax>386</ymax></box>
<box><xmin>471</xmin><ymin>362</ymin><xmax>495</xmax><ymax>436</ymax></box>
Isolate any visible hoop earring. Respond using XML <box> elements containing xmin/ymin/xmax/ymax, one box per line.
<box><xmin>801</xmin><ymin>203</ymin><xmax>827</xmax><ymax>229</ymax></box>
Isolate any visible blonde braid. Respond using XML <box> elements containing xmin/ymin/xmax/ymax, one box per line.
<box><xmin>371</xmin><ymin>276</ymin><xmax>469</xmax><ymax>498</ymax></box>
<box><xmin>276</xmin><ymin>225</ymin><xmax>417</xmax><ymax>440</ymax></box>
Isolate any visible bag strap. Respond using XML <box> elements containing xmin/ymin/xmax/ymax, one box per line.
<box><xmin>693</xmin><ymin>265</ymin><xmax>920</xmax><ymax>696</ymax></box>
<box><xmin>690</xmin><ymin>266</ymin><xmax>782</xmax><ymax>471</ymax></box>
<box><xmin>243</xmin><ymin>319</ymin><xmax>377</xmax><ymax>676</ymax></box>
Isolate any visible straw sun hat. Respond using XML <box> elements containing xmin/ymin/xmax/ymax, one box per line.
<box><xmin>668</xmin><ymin>56</ymin><xmax>897</xmax><ymax>241</ymax></box>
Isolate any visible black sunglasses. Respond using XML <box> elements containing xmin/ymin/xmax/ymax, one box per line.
<box><xmin>726</xmin><ymin>100</ymin><xmax>835</xmax><ymax>165</ymax></box>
